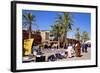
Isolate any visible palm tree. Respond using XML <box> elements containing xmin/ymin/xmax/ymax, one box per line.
<box><xmin>51</xmin><ymin>23</ymin><xmax>62</xmax><ymax>40</ymax></box>
<box><xmin>54</xmin><ymin>12</ymin><xmax>73</xmax><ymax>45</ymax></box>
<box><xmin>23</xmin><ymin>13</ymin><xmax>36</xmax><ymax>39</ymax></box>
<box><xmin>81</xmin><ymin>31</ymin><xmax>89</xmax><ymax>42</ymax></box>
<box><xmin>75</xmin><ymin>28</ymin><xmax>81</xmax><ymax>41</ymax></box>
<box><xmin>51</xmin><ymin>23</ymin><xmax>63</xmax><ymax>48</ymax></box>
<box><xmin>22</xmin><ymin>13</ymin><xmax>36</xmax><ymax>56</ymax></box>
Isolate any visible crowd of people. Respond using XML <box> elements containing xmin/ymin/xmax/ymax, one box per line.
<box><xmin>30</xmin><ymin>41</ymin><xmax>90</xmax><ymax>62</ymax></box>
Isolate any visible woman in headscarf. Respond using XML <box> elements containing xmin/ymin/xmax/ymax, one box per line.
<box><xmin>75</xmin><ymin>42</ymin><xmax>81</xmax><ymax>57</ymax></box>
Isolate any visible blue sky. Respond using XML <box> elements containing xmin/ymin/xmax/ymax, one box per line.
<box><xmin>22</xmin><ymin>10</ymin><xmax>91</xmax><ymax>38</ymax></box>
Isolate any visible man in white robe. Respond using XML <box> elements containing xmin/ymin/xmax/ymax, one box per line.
<box><xmin>66</xmin><ymin>44</ymin><xmax>75</xmax><ymax>58</ymax></box>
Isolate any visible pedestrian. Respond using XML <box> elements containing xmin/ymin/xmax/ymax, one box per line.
<box><xmin>84</xmin><ymin>44</ymin><xmax>88</xmax><ymax>53</ymax></box>
<box><xmin>66</xmin><ymin>43</ymin><xmax>75</xmax><ymax>58</ymax></box>
<box><xmin>32</xmin><ymin>43</ymin><xmax>38</xmax><ymax>56</ymax></box>
<box><xmin>75</xmin><ymin>42</ymin><xmax>81</xmax><ymax>57</ymax></box>
<box><xmin>82</xmin><ymin>43</ymin><xmax>85</xmax><ymax>53</ymax></box>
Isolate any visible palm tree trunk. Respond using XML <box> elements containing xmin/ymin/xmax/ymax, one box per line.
<box><xmin>63</xmin><ymin>34</ymin><xmax>66</xmax><ymax>48</ymax></box>
<box><xmin>58</xmin><ymin>37</ymin><xmax>60</xmax><ymax>49</ymax></box>
<box><xmin>63</xmin><ymin>31</ymin><xmax>68</xmax><ymax>48</ymax></box>
<box><xmin>29</xmin><ymin>22</ymin><xmax>32</xmax><ymax>39</ymax></box>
